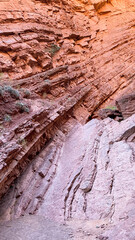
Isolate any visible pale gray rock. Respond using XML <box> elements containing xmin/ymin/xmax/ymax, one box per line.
<box><xmin>0</xmin><ymin>115</ymin><xmax>135</xmax><ymax>239</ymax></box>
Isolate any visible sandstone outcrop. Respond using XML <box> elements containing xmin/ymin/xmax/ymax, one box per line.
<box><xmin>98</xmin><ymin>108</ymin><xmax>123</xmax><ymax>121</ymax></box>
<box><xmin>0</xmin><ymin>0</ymin><xmax>134</xmax><ymax>198</ymax></box>
<box><xmin>116</xmin><ymin>93</ymin><xmax>135</xmax><ymax>119</ymax></box>
<box><xmin>0</xmin><ymin>0</ymin><xmax>135</xmax><ymax>239</ymax></box>
<box><xmin>0</xmin><ymin>114</ymin><xmax>135</xmax><ymax>239</ymax></box>
<box><xmin>98</xmin><ymin>93</ymin><xmax>135</xmax><ymax>121</ymax></box>
<box><xmin>0</xmin><ymin>0</ymin><xmax>135</xmax><ymax>118</ymax></box>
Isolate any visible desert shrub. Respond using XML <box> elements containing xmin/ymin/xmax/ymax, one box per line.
<box><xmin>23</xmin><ymin>89</ymin><xmax>31</xmax><ymax>98</ymax></box>
<box><xmin>45</xmin><ymin>44</ymin><xmax>60</xmax><ymax>57</ymax></box>
<box><xmin>11</xmin><ymin>89</ymin><xmax>20</xmax><ymax>99</ymax></box>
<box><xmin>17</xmin><ymin>137</ymin><xmax>27</xmax><ymax>147</ymax></box>
<box><xmin>49</xmin><ymin>44</ymin><xmax>60</xmax><ymax>56</ymax></box>
<box><xmin>44</xmin><ymin>44</ymin><xmax>60</xmax><ymax>57</ymax></box>
<box><xmin>4</xmin><ymin>114</ymin><xmax>12</xmax><ymax>122</ymax></box>
<box><xmin>16</xmin><ymin>101</ymin><xmax>30</xmax><ymax>113</ymax></box>
<box><xmin>0</xmin><ymin>86</ymin><xmax>4</xmax><ymax>97</ymax></box>
<box><xmin>44</xmin><ymin>79</ymin><xmax>50</xmax><ymax>84</ymax></box>
<box><xmin>4</xmin><ymin>85</ymin><xmax>20</xmax><ymax>99</ymax></box>
<box><xmin>20</xmin><ymin>88</ymin><xmax>31</xmax><ymax>98</ymax></box>
<box><xmin>105</xmin><ymin>105</ymin><xmax>117</xmax><ymax>111</ymax></box>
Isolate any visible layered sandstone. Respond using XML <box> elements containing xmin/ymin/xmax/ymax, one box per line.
<box><xmin>0</xmin><ymin>0</ymin><xmax>135</xmax><ymax>239</ymax></box>
<box><xmin>0</xmin><ymin>0</ymin><xmax>135</xmax><ymax>195</ymax></box>
<box><xmin>0</xmin><ymin>0</ymin><xmax>135</xmax><ymax>116</ymax></box>
<box><xmin>0</xmin><ymin>114</ymin><xmax>135</xmax><ymax>239</ymax></box>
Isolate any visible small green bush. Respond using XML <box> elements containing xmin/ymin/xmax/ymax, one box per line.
<box><xmin>4</xmin><ymin>114</ymin><xmax>12</xmax><ymax>123</ymax></box>
<box><xmin>44</xmin><ymin>79</ymin><xmax>50</xmax><ymax>84</ymax></box>
<box><xmin>49</xmin><ymin>44</ymin><xmax>60</xmax><ymax>56</ymax></box>
<box><xmin>0</xmin><ymin>86</ymin><xmax>4</xmax><ymax>97</ymax></box>
<box><xmin>44</xmin><ymin>44</ymin><xmax>60</xmax><ymax>57</ymax></box>
<box><xmin>17</xmin><ymin>137</ymin><xmax>27</xmax><ymax>147</ymax></box>
<box><xmin>16</xmin><ymin>101</ymin><xmax>30</xmax><ymax>113</ymax></box>
<box><xmin>4</xmin><ymin>85</ymin><xmax>20</xmax><ymax>99</ymax></box>
<box><xmin>105</xmin><ymin>105</ymin><xmax>117</xmax><ymax>111</ymax></box>
<box><xmin>23</xmin><ymin>89</ymin><xmax>31</xmax><ymax>98</ymax></box>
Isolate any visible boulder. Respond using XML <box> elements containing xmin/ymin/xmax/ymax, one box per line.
<box><xmin>98</xmin><ymin>108</ymin><xmax>123</xmax><ymax>121</ymax></box>
<box><xmin>116</xmin><ymin>93</ymin><xmax>135</xmax><ymax>119</ymax></box>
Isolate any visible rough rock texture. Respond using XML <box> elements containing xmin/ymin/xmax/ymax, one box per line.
<box><xmin>0</xmin><ymin>215</ymin><xmax>73</xmax><ymax>240</ymax></box>
<box><xmin>0</xmin><ymin>0</ymin><xmax>135</xmax><ymax>113</ymax></box>
<box><xmin>0</xmin><ymin>0</ymin><xmax>135</xmax><ymax>199</ymax></box>
<box><xmin>98</xmin><ymin>108</ymin><xmax>123</xmax><ymax>121</ymax></box>
<box><xmin>0</xmin><ymin>114</ymin><xmax>135</xmax><ymax>239</ymax></box>
<box><xmin>116</xmin><ymin>93</ymin><xmax>135</xmax><ymax>119</ymax></box>
<box><xmin>98</xmin><ymin>93</ymin><xmax>135</xmax><ymax>121</ymax></box>
<box><xmin>0</xmin><ymin>0</ymin><xmax>135</xmax><ymax>239</ymax></box>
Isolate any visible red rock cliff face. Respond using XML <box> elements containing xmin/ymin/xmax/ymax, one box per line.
<box><xmin>0</xmin><ymin>1</ymin><xmax>135</xmax><ymax>239</ymax></box>
<box><xmin>0</xmin><ymin>0</ymin><xmax>135</xmax><ymax>118</ymax></box>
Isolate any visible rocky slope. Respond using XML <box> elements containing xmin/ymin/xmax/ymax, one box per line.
<box><xmin>0</xmin><ymin>0</ymin><xmax>135</xmax><ymax>239</ymax></box>
<box><xmin>0</xmin><ymin>0</ymin><xmax>135</xmax><ymax>198</ymax></box>
<box><xmin>0</xmin><ymin>0</ymin><xmax>135</xmax><ymax>115</ymax></box>
<box><xmin>0</xmin><ymin>114</ymin><xmax>135</xmax><ymax>239</ymax></box>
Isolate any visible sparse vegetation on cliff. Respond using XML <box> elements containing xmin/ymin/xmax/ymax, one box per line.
<box><xmin>16</xmin><ymin>102</ymin><xmax>30</xmax><ymax>113</ymax></box>
<box><xmin>20</xmin><ymin>89</ymin><xmax>31</xmax><ymax>98</ymax></box>
<box><xmin>4</xmin><ymin>114</ymin><xmax>12</xmax><ymax>123</ymax></box>
<box><xmin>17</xmin><ymin>137</ymin><xmax>27</xmax><ymax>148</ymax></box>
<box><xmin>49</xmin><ymin>44</ymin><xmax>60</xmax><ymax>56</ymax></box>
<box><xmin>0</xmin><ymin>85</ymin><xmax>20</xmax><ymax>99</ymax></box>
<box><xmin>0</xmin><ymin>86</ymin><xmax>3</xmax><ymax>97</ymax></box>
<box><xmin>4</xmin><ymin>86</ymin><xmax>20</xmax><ymax>99</ymax></box>
<box><xmin>23</xmin><ymin>89</ymin><xmax>31</xmax><ymax>98</ymax></box>
<box><xmin>105</xmin><ymin>105</ymin><xmax>117</xmax><ymax>111</ymax></box>
<box><xmin>45</xmin><ymin>44</ymin><xmax>60</xmax><ymax>57</ymax></box>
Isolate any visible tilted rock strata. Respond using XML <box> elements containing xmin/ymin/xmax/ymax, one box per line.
<box><xmin>98</xmin><ymin>93</ymin><xmax>135</xmax><ymax>121</ymax></box>
<box><xmin>0</xmin><ymin>0</ymin><xmax>134</xmax><ymax>115</ymax></box>
<box><xmin>116</xmin><ymin>93</ymin><xmax>135</xmax><ymax>119</ymax></box>
<box><xmin>0</xmin><ymin>1</ymin><xmax>134</xmax><ymax>239</ymax></box>
<box><xmin>0</xmin><ymin>114</ymin><xmax>135</xmax><ymax>239</ymax></box>
<box><xmin>0</xmin><ymin>0</ymin><xmax>135</xmax><ymax>199</ymax></box>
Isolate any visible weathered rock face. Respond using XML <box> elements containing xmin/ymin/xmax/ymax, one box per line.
<box><xmin>0</xmin><ymin>0</ymin><xmax>135</xmax><ymax>239</ymax></box>
<box><xmin>0</xmin><ymin>0</ymin><xmax>135</xmax><ymax>116</ymax></box>
<box><xmin>0</xmin><ymin>114</ymin><xmax>135</xmax><ymax>239</ymax></box>
<box><xmin>98</xmin><ymin>108</ymin><xmax>123</xmax><ymax>121</ymax></box>
<box><xmin>98</xmin><ymin>93</ymin><xmax>135</xmax><ymax>121</ymax></box>
<box><xmin>116</xmin><ymin>93</ymin><xmax>135</xmax><ymax>119</ymax></box>
<box><xmin>0</xmin><ymin>0</ymin><xmax>134</xmax><ymax>197</ymax></box>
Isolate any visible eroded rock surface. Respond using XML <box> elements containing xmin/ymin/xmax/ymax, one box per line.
<box><xmin>0</xmin><ymin>114</ymin><xmax>135</xmax><ymax>239</ymax></box>
<box><xmin>0</xmin><ymin>0</ymin><xmax>135</xmax><ymax>117</ymax></box>
<box><xmin>0</xmin><ymin>0</ymin><xmax>135</xmax><ymax>239</ymax></box>
<box><xmin>98</xmin><ymin>108</ymin><xmax>123</xmax><ymax>121</ymax></box>
<box><xmin>0</xmin><ymin>215</ymin><xmax>73</xmax><ymax>240</ymax></box>
<box><xmin>116</xmin><ymin>93</ymin><xmax>135</xmax><ymax>119</ymax></box>
<box><xmin>0</xmin><ymin>0</ymin><xmax>135</xmax><ymax>200</ymax></box>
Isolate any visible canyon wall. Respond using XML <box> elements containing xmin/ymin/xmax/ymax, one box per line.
<box><xmin>0</xmin><ymin>0</ymin><xmax>135</xmax><ymax>232</ymax></box>
<box><xmin>0</xmin><ymin>114</ymin><xmax>135</xmax><ymax>240</ymax></box>
<box><xmin>0</xmin><ymin>0</ymin><xmax>135</xmax><ymax>118</ymax></box>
